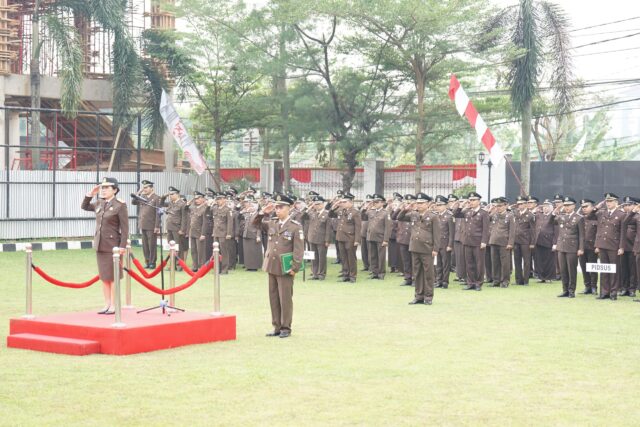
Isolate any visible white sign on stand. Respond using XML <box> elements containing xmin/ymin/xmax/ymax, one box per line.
<box><xmin>303</xmin><ymin>251</ymin><xmax>315</xmax><ymax>260</ymax></box>
<box><xmin>586</xmin><ymin>263</ymin><xmax>616</xmax><ymax>274</ymax></box>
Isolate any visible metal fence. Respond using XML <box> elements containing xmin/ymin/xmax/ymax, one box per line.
<box><xmin>0</xmin><ymin>164</ymin><xmax>475</xmax><ymax>240</ymax></box>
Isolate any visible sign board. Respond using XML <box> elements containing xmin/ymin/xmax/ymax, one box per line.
<box><xmin>586</xmin><ymin>263</ymin><xmax>616</xmax><ymax>274</ymax></box>
<box><xmin>303</xmin><ymin>251</ymin><xmax>315</xmax><ymax>260</ymax></box>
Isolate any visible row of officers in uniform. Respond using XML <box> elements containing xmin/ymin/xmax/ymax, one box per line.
<box><xmin>131</xmin><ymin>180</ymin><xmax>640</xmax><ymax>305</ymax></box>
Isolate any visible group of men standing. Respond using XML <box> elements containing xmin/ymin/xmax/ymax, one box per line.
<box><xmin>131</xmin><ymin>181</ymin><xmax>640</xmax><ymax>305</ymax></box>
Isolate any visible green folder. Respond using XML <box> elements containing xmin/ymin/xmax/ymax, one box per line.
<box><xmin>280</xmin><ymin>252</ymin><xmax>304</xmax><ymax>273</ymax></box>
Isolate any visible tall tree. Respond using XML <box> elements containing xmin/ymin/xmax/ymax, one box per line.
<box><xmin>481</xmin><ymin>0</ymin><xmax>574</xmax><ymax>193</ymax></box>
<box><xmin>350</xmin><ymin>0</ymin><xmax>489</xmax><ymax>192</ymax></box>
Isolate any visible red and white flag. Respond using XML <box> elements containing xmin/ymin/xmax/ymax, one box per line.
<box><xmin>448</xmin><ymin>74</ymin><xmax>504</xmax><ymax>165</ymax></box>
<box><xmin>160</xmin><ymin>90</ymin><xmax>207</xmax><ymax>175</ymax></box>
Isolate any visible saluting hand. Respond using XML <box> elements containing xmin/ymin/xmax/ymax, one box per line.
<box><xmin>90</xmin><ymin>185</ymin><xmax>100</xmax><ymax>197</ymax></box>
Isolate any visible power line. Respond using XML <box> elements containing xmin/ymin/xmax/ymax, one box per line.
<box><xmin>569</xmin><ymin>16</ymin><xmax>640</xmax><ymax>33</ymax></box>
<box><xmin>572</xmin><ymin>28</ymin><xmax>640</xmax><ymax>38</ymax></box>
<box><xmin>573</xmin><ymin>31</ymin><xmax>640</xmax><ymax>49</ymax></box>
<box><xmin>574</xmin><ymin>46</ymin><xmax>640</xmax><ymax>57</ymax></box>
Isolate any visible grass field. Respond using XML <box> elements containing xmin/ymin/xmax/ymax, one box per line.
<box><xmin>1</xmin><ymin>248</ymin><xmax>640</xmax><ymax>426</ymax></box>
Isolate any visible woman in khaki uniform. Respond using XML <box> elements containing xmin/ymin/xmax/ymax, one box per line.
<box><xmin>81</xmin><ymin>177</ymin><xmax>129</xmax><ymax>314</ymax></box>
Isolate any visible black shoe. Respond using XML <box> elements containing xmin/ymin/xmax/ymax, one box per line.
<box><xmin>279</xmin><ymin>331</ymin><xmax>291</xmax><ymax>338</ymax></box>
<box><xmin>311</xmin><ymin>276</ymin><xmax>319</xmax><ymax>280</ymax></box>
<box><xmin>500</xmin><ymin>283</ymin><xmax>509</xmax><ymax>288</ymax></box>
<box><xmin>596</xmin><ymin>295</ymin><xmax>610</xmax><ymax>300</ymax></box>
<box><xmin>492</xmin><ymin>282</ymin><xmax>501</xmax><ymax>287</ymax></box>
<box><xmin>401</xmin><ymin>280</ymin><xmax>413</xmax><ymax>286</ymax></box>
<box><xmin>104</xmin><ymin>310</ymin><xmax>115</xmax><ymax>315</ymax></box>
<box><xmin>149</xmin><ymin>263</ymin><xmax>156</xmax><ymax>269</ymax></box>
<box><xmin>144</xmin><ymin>263</ymin><xmax>150</xmax><ymax>269</ymax></box>
<box><xmin>610</xmin><ymin>295</ymin><xmax>617</xmax><ymax>301</ymax></box>
<box><xmin>435</xmin><ymin>283</ymin><xmax>443</xmax><ymax>288</ymax></box>
<box><xmin>332</xmin><ymin>260</ymin><xmax>341</xmax><ymax>264</ymax></box>
<box><xmin>408</xmin><ymin>299</ymin><xmax>423</xmax><ymax>305</ymax></box>
<box><xmin>442</xmin><ymin>284</ymin><xmax>448</xmax><ymax>289</ymax></box>
<box><xmin>424</xmin><ymin>300</ymin><xmax>433</xmax><ymax>305</ymax></box>
<box><xmin>537</xmin><ymin>280</ymin><xmax>546</xmax><ymax>283</ymax></box>
<box><xmin>475</xmin><ymin>287</ymin><xmax>482</xmax><ymax>291</ymax></box>
<box><xmin>463</xmin><ymin>285</ymin><xmax>475</xmax><ymax>290</ymax></box>
<box><xmin>361</xmin><ymin>268</ymin><xmax>369</xmax><ymax>271</ymax></box>
<box><xmin>266</xmin><ymin>331</ymin><xmax>280</xmax><ymax>337</ymax></box>
<box><xmin>629</xmin><ymin>291</ymin><xmax>636</xmax><ymax>297</ymax></box>
<box><xmin>97</xmin><ymin>307</ymin><xmax>110</xmax><ymax>314</ymax></box>
<box><xmin>568</xmin><ymin>293</ymin><xmax>575</xmax><ymax>298</ymax></box>
<box><xmin>349</xmin><ymin>278</ymin><xmax>356</xmax><ymax>283</ymax></box>
<box><xmin>557</xmin><ymin>292</ymin><xmax>569</xmax><ymax>298</ymax></box>
<box><xmin>619</xmin><ymin>290</ymin><xmax>630</xmax><ymax>297</ymax></box>
<box><xmin>342</xmin><ymin>278</ymin><xmax>351</xmax><ymax>282</ymax></box>
<box><xmin>580</xmin><ymin>288</ymin><xmax>593</xmax><ymax>294</ymax></box>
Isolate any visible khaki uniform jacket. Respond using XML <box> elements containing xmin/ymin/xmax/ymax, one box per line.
<box><xmin>132</xmin><ymin>192</ymin><xmax>161</xmax><ymax>230</ymax></box>
<box><xmin>588</xmin><ymin>208</ymin><xmax>625</xmax><ymax>251</ymax></box>
<box><xmin>453</xmin><ymin>208</ymin><xmax>490</xmax><ymax>247</ymax></box>
<box><xmin>554</xmin><ymin>212</ymin><xmax>585</xmax><ymax>253</ymax></box>
<box><xmin>213</xmin><ymin>205</ymin><xmax>234</xmax><ymax>238</ymax></box>
<box><xmin>396</xmin><ymin>218</ymin><xmax>411</xmax><ymax>245</ymax></box>
<box><xmin>162</xmin><ymin>197</ymin><xmax>186</xmax><ymax>232</ymax></box>
<box><xmin>305</xmin><ymin>209</ymin><xmax>332</xmax><ymax>245</ymax></box>
<box><xmin>489</xmin><ymin>211</ymin><xmax>516</xmax><ymax>247</ymax></box>
<box><xmin>584</xmin><ymin>217</ymin><xmax>597</xmax><ymax>251</ymax></box>
<box><xmin>514</xmin><ymin>209</ymin><xmax>536</xmax><ymax>245</ymax></box>
<box><xmin>331</xmin><ymin>207</ymin><xmax>362</xmax><ymax>244</ymax></box>
<box><xmin>257</xmin><ymin>215</ymin><xmax>304</xmax><ymax>275</ymax></box>
<box><xmin>397</xmin><ymin>210</ymin><xmax>441</xmax><ymax>254</ymax></box>
<box><xmin>633</xmin><ymin>214</ymin><xmax>640</xmax><ymax>254</ymax></box>
<box><xmin>82</xmin><ymin>196</ymin><xmax>129</xmax><ymax>252</ymax></box>
<box><xmin>438</xmin><ymin>210</ymin><xmax>455</xmax><ymax>249</ymax></box>
<box><xmin>188</xmin><ymin>203</ymin><xmax>207</xmax><ymax>238</ymax></box>
<box><xmin>363</xmin><ymin>208</ymin><xmax>392</xmax><ymax>243</ymax></box>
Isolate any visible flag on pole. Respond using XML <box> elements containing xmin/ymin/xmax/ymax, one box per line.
<box><xmin>448</xmin><ymin>74</ymin><xmax>505</xmax><ymax>165</ymax></box>
<box><xmin>159</xmin><ymin>90</ymin><xmax>207</xmax><ymax>175</ymax></box>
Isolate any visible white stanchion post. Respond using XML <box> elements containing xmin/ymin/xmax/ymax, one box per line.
<box><xmin>169</xmin><ymin>240</ymin><xmax>176</xmax><ymax>309</ymax></box>
<box><xmin>111</xmin><ymin>247</ymin><xmax>126</xmax><ymax>328</ymax></box>
<box><xmin>211</xmin><ymin>241</ymin><xmax>222</xmax><ymax>316</ymax></box>
<box><xmin>124</xmin><ymin>240</ymin><xmax>133</xmax><ymax>309</ymax></box>
<box><xmin>23</xmin><ymin>243</ymin><xmax>35</xmax><ymax>319</ymax></box>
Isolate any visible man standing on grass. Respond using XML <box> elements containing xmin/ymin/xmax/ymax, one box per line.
<box><xmin>452</xmin><ymin>192</ymin><xmax>489</xmax><ymax>291</ymax></box>
<box><xmin>397</xmin><ymin>193</ymin><xmax>440</xmax><ymax>305</ymax></box>
<box><xmin>363</xmin><ymin>193</ymin><xmax>392</xmax><ymax>280</ymax></box>
<box><xmin>132</xmin><ymin>179</ymin><xmax>161</xmax><ymax>268</ymax></box>
<box><xmin>553</xmin><ymin>197</ymin><xmax>585</xmax><ymax>299</ymax></box>
<box><xmin>255</xmin><ymin>194</ymin><xmax>304</xmax><ymax>338</ymax></box>
<box><xmin>329</xmin><ymin>192</ymin><xmax>361</xmax><ymax>283</ymax></box>
<box><xmin>488</xmin><ymin>197</ymin><xmax>515</xmax><ymax>288</ymax></box>
<box><xmin>513</xmin><ymin>195</ymin><xmax>535</xmax><ymax>286</ymax></box>
<box><xmin>434</xmin><ymin>195</ymin><xmax>454</xmax><ymax>289</ymax></box>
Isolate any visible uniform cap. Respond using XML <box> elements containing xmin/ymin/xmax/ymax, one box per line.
<box><xmin>580</xmin><ymin>198</ymin><xmax>595</xmax><ymax>206</ymax></box>
<box><xmin>100</xmin><ymin>177</ymin><xmax>119</xmax><ymax>188</ymax></box>
<box><xmin>527</xmin><ymin>196</ymin><xmax>539</xmax><ymax>203</ymax></box>
<box><xmin>393</xmin><ymin>192</ymin><xmax>403</xmax><ymax>201</ymax></box>
<box><xmin>435</xmin><ymin>195</ymin><xmax>448</xmax><ymax>205</ymax></box>
<box><xmin>491</xmin><ymin>197</ymin><xmax>508</xmax><ymax>204</ymax></box>
<box><xmin>141</xmin><ymin>179</ymin><xmax>154</xmax><ymax>187</ymax></box>
<box><xmin>447</xmin><ymin>194</ymin><xmax>459</xmax><ymax>201</ymax></box>
<box><xmin>415</xmin><ymin>192</ymin><xmax>432</xmax><ymax>202</ymax></box>
<box><xmin>467</xmin><ymin>191</ymin><xmax>481</xmax><ymax>200</ymax></box>
<box><xmin>311</xmin><ymin>195</ymin><xmax>325</xmax><ymax>203</ymax></box>
<box><xmin>372</xmin><ymin>193</ymin><xmax>385</xmax><ymax>202</ymax></box>
<box><xmin>337</xmin><ymin>190</ymin><xmax>344</xmax><ymax>196</ymax></box>
<box><xmin>168</xmin><ymin>186</ymin><xmax>180</xmax><ymax>194</ymax></box>
<box><xmin>193</xmin><ymin>191</ymin><xmax>204</xmax><ymax>198</ymax></box>
<box><xmin>553</xmin><ymin>194</ymin><xmax>564</xmax><ymax>201</ymax></box>
<box><xmin>542</xmin><ymin>199</ymin><xmax>553</xmax><ymax>206</ymax></box>
<box><xmin>623</xmin><ymin>196</ymin><xmax>639</xmax><ymax>205</ymax></box>
<box><xmin>563</xmin><ymin>196</ymin><xmax>577</xmax><ymax>205</ymax></box>
<box><xmin>365</xmin><ymin>194</ymin><xmax>373</xmax><ymax>200</ymax></box>
<box><xmin>341</xmin><ymin>192</ymin><xmax>355</xmax><ymax>200</ymax></box>
<box><xmin>604</xmin><ymin>193</ymin><xmax>619</xmax><ymax>201</ymax></box>
<box><xmin>404</xmin><ymin>194</ymin><xmax>416</xmax><ymax>201</ymax></box>
<box><xmin>308</xmin><ymin>191</ymin><xmax>320</xmax><ymax>196</ymax></box>
<box><xmin>274</xmin><ymin>194</ymin><xmax>294</xmax><ymax>205</ymax></box>
<box><xmin>516</xmin><ymin>195</ymin><xmax>527</xmax><ymax>204</ymax></box>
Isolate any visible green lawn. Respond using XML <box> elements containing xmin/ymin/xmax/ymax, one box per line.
<box><xmin>1</xmin><ymin>248</ymin><xmax>639</xmax><ymax>426</ymax></box>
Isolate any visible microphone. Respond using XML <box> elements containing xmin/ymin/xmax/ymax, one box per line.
<box><xmin>131</xmin><ymin>193</ymin><xmax>147</xmax><ymax>202</ymax></box>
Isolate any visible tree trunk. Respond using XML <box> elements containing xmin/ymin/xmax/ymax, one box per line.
<box><xmin>278</xmin><ymin>26</ymin><xmax>291</xmax><ymax>192</ymax></box>
<box><xmin>414</xmin><ymin>76</ymin><xmax>425</xmax><ymax>193</ymax></box>
<box><xmin>259</xmin><ymin>127</ymin><xmax>269</xmax><ymax>160</ymax></box>
<box><xmin>214</xmin><ymin>128</ymin><xmax>222</xmax><ymax>191</ymax></box>
<box><xmin>520</xmin><ymin>98</ymin><xmax>532</xmax><ymax>195</ymax></box>
<box><xmin>342</xmin><ymin>150</ymin><xmax>356</xmax><ymax>193</ymax></box>
<box><xmin>30</xmin><ymin>2</ymin><xmax>41</xmax><ymax>168</ymax></box>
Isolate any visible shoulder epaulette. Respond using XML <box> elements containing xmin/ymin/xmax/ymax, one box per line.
<box><xmin>117</xmin><ymin>198</ymin><xmax>125</xmax><ymax>204</ymax></box>
<box><xmin>291</xmin><ymin>219</ymin><xmax>301</xmax><ymax>225</ymax></box>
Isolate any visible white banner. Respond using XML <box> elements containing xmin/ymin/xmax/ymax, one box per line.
<box><xmin>586</xmin><ymin>263</ymin><xmax>616</xmax><ymax>274</ymax></box>
<box><xmin>160</xmin><ymin>90</ymin><xmax>207</xmax><ymax>175</ymax></box>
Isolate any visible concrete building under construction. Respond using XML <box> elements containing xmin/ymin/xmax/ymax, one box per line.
<box><xmin>0</xmin><ymin>0</ymin><xmax>176</xmax><ymax>172</ymax></box>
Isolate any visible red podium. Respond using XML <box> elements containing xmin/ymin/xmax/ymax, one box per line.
<box><xmin>7</xmin><ymin>311</ymin><xmax>236</xmax><ymax>356</ymax></box>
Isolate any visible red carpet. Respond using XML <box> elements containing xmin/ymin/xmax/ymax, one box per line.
<box><xmin>7</xmin><ymin>310</ymin><xmax>236</xmax><ymax>356</ymax></box>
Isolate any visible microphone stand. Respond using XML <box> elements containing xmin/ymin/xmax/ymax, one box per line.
<box><xmin>134</xmin><ymin>196</ymin><xmax>185</xmax><ymax>315</ymax></box>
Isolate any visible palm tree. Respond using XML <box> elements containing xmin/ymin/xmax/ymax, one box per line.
<box><xmin>481</xmin><ymin>0</ymin><xmax>573</xmax><ymax>194</ymax></box>
<box><xmin>29</xmin><ymin>0</ymin><xmax>165</xmax><ymax>157</ymax></box>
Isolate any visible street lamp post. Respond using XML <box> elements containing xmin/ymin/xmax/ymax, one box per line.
<box><xmin>478</xmin><ymin>152</ymin><xmax>493</xmax><ymax>201</ymax></box>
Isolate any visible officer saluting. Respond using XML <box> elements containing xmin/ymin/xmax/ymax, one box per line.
<box><xmin>254</xmin><ymin>194</ymin><xmax>304</xmax><ymax>338</ymax></box>
<box><xmin>397</xmin><ymin>193</ymin><xmax>440</xmax><ymax>305</ymax></box>
<box><xmin>132</xmin><ymin>179</ymin><xmax>161</xmax><ymax>268</ymax></box>
<box><xmin>161</xmin><ymin>186</ymin><xmax>188</xmax><ymax>264</ymax></box>
<box><xmin>553</xmin><ymin>197</ymin><xmax>585</xmax><ymax>298</ymax></box>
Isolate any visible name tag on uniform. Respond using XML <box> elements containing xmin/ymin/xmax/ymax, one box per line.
<box><xmin>586</xmin><ymin>263</ymin><xmax>616</xmax><ymax>273</ymax></box>
<box><xmin>304</xmin><ymin>250</ymin><xmax>315</xmax><ymax>260</ymax></box>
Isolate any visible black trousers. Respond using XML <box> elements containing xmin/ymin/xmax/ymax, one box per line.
<box><xmin>491</xmin><ymin>245</ymin><xmax>511</xmax><ymax>285</ymax></box>
<box><xmin>620</xmin><ymin>251</ymin><xmax>637</xmax><ymax>292</ymax></box>
<box><xmin>514</xmin><ymin>243</ymin><xmax>532</xmax><ymax>284</ymax></box>
<box><xmin>435</xmin><ymin>248</ymin><xmax>451</xmax><ymax>285</ymax></box>
<box><xmin>464</xmin><ymin>245</ymin><xmax>484</xmax><ymax>288</ymax></box>
<box><xmin>579</xmin><ymin>249</ymin><xmax>598</xmax><ymax>290</ymax></box>
<box><xmin>598</xmin><ymin>249</ymin><xmax>621</xmax><ymax>297</ymax></box>
<box><xmin>558</xmin><ymin>251</ymin><xmax>578</xmax><ymax>293</ymax></box>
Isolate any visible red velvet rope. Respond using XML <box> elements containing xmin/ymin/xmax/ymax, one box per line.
<box><xmin>177</xmin><ymin>256</ymin><xmax>221</xmax><ymax>277</ymax></box>
<box><xmin>125</xmin><ymin>259</ymin><xmax>214</xmax><ymax>296</ymax></box>
<box><xmin>130</xmin><ymin>256</ymin><xmax>170</xmax><ymax>279</ymax></box>
<box><xmin>32</xmin><ymin>265</ymin><xmax>100</xmax><ymax>289</ymax></box>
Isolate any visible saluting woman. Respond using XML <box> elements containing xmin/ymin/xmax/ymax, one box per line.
<box><xmin>81</xmin><ymin>177</ymin><xmax>129</xmax><ymax>314</ymax></box>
